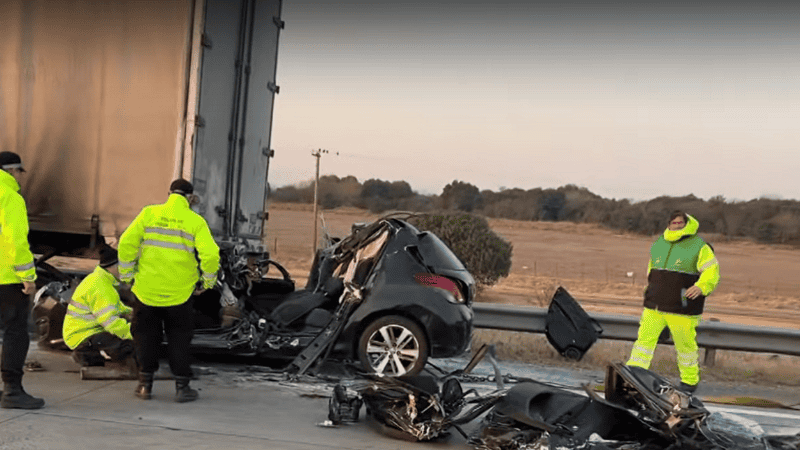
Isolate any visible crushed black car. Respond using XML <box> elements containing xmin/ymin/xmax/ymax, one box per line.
<box><xmin>33</xmin><ymin>213</ymin><xmax>475</xmax><ymax>378</ymax></box>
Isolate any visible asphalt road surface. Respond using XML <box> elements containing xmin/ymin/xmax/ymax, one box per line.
<box><xmin>1</xmin><ymin>344</ymin><xmax>799</xmax><ymax>449</ymax></box>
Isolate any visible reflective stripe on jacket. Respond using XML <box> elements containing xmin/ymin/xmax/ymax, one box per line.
<box><xmin>643</xmin><ymin>214</ymin><xmax>720</xmax><ymax>315</ymax></box>
<box><xmin>118</xmin><ymin>193</ymin><xmax>220</xmax><ymax>307</ymax></box>
<box><xmin>0</xmin><ymin>170</ymin><xmax>37</xmax><ymax>285</ymax></box>
<box><xmin>63</xmin><ymin>266</ymin><xmax>132</xmax><ymax>349</ymax></box>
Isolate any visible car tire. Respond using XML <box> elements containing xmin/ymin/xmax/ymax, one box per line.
<box><xmin>357</xmin><ymin>315</ymin><xmax>429</xmax><ymax>378</ymax></box>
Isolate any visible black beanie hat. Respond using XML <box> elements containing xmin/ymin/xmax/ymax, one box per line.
<box><xmin>99</xmin><ymin>247</ymin><xmax>119</xmax><ymax>268</ymax></box>
<box><xmin>169</xmin><ymin>178</ymin><xmax>194</xmax><ymax>195</ymax></box>
<box><xmin>0</xmin><ymin>151</ymin><xmax>25</xmax><ymax>172</ymax></box>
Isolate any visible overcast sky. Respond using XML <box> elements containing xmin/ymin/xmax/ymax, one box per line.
<box><xmin>269</xmin><ymin>0</ymin><xmax>800</xmax><ymax>202</ymax></box>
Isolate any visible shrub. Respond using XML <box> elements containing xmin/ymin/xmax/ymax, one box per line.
<box><xmin>440</xmin><ymin>180</ymin><xmax>483</xmax><ymax>212</ymax></box>
<box><xmin>410</xmin><ymin>213</ymin><xmax>512</xmax><ymax>288</ymax></box>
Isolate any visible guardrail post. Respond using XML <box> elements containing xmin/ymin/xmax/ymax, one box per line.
<box><xmin>702</xmin><ymin>318</ymin><xmax>720</xmax><ymax>367</ymax></box>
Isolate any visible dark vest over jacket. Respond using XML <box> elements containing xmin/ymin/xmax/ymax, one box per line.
<box><xmin>644</xmin><ymin>234</ymin><xmax>707</xmax><ymax>315</ymax></box>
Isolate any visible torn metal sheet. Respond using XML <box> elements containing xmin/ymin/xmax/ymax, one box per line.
<box><xmin>470</xmin><ymin>379</ymin><xmax>667</xmax><ymax>450</ymax></box>
<box><xmin>601</xmin><ymin>363</ymin><xmax>707</xmax><ymax>439</ymax></box>
<box><xmin>352</xmin><ymin>373</ymin><xmax>504</xmax><ymax>442</ymax></box>
<box><xmin>470</xmin><ymin>363</ymin><xmax>800</xmax><ymax>450</ymax></box>
<box><xmin>702</xmin><ymin>412</ymin><xmax>770</xmax><ymax>450</ymax></box>
<box><xmin>361</xmin><ymin>375</ymin><xmax>453</xmax><ymax>441</ymax></box>
<box><xmin>328</xmin><ymin>346</ymin><xmax>507</xmax><ymax>442</ymax></box>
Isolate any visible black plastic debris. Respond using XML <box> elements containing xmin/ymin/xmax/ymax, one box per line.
<box><xmin>328</xmin><ymin>384</ymin><xmax>362</xmax><ymax>425</ymax></box>
<box><xmin>469</xmin><ymin>379</ymin><xmax>667</xmax><ymax>450</ymax></box>
<box><xmin>322</xmin><ymin>345</ymin><xmax>800</xmax><ymax>449</ymax></box>
<box><xmin>471</xmin><ymin>363</ymin><xmax>800</xmax><ymax>450</ymax></box>
<box><xmin>765</xmin><ymin>433</ymin><xmax>800</xmax><ymax>450</ymax></box>
<box><xmin>544</xmin><ymin>286</ymin><xmax>603</xmax><ymax>361</ymax></box>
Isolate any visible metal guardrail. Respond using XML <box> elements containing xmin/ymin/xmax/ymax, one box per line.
<box><xmin>473</xmin><ymin>303</ymin><xmax>800</xmax><ymax>358</ymax></box>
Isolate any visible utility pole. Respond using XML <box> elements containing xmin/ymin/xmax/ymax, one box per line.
<box><xmin>311</xmin><ymin>149</ymin><xmax>328</xmax><ymax>258</ymax></box>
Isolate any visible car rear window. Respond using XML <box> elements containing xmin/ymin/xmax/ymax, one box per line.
<box><xmin>416</xmin><ymin>232</ymin><xmax>467</xmax><ymax>271</ymax></box>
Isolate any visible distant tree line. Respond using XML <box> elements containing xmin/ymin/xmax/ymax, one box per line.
<box><xmin>272</xmin><ymin>176</ymin><xmax>800</xmax><ymax>246</ymax></box>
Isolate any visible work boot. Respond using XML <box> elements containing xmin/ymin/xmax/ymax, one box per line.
<box><xmin>174</xmin><ymin>376</ymin><xmax>198</xmax><ymax>403</ymax></box>
<box><xmin>678</xmin><ymin>382</ymin><xmax>698</xmax><ymax>394</ymax></box>
<box><xmin>1</xmin><ymin>381</ymin><xmax>45</xmax><ymax>409</ymax></box>
<box><xmin>134</xmin><ymin>372</ymin><xmax>154</xmax><ymax>400</ymax></box>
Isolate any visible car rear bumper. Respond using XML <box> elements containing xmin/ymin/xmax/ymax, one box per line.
<box><xmin>426</xmin><ymin>304</ymin><xmax>473</xmax><ymax>358</ymax></box>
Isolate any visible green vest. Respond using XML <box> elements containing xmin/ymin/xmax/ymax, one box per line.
<box><xmin>650</xmin><ymin>235</ymin><xmax>705</xmax><ymax>274</ymax></box>
<box><xmin>645</xmin><ymin>235</ymin><xmax>707</xmax><ymax>315</ymax></box>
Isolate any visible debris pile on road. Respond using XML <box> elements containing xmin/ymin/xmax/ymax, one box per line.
<box><xmin>471</xmin><ymin>363</ymin><xmax>705</xmax><ymax>449</ymax></box>
<box><xmin>343</xmin><ymin>373</ymin><xmax>503</xmax><ymax>442</ymax></box>
<box><xmin>326</xmin><ymin>359</ymin><xmax>800</xmax><ymax>450</ymax></box>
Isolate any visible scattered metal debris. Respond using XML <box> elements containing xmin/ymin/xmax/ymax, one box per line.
<box><xmin>347</xmin><ymin>373</ymin><xmax>504</xmax><ymax>442</ymax></box>
<box><xmin>327</xmin><ymin>345</ymin><xmax>507</xmax><ymax>441</ymax></box>
<box><xmin>322</xmin><ymin>356</ymin><xmax>800</xmax><ymax>450</ymax></box>
<box><xmin>470</xmin><ymin>362</ymin><xmax>800</xmax><ymax>450</ymax></box>
<box><xmin>24</xmin><ymin>360</ymin><xmax>45</xmax><ymax>372</ymax></box>
<box><xmin>470</xmin><ymin>378</ymin><xmax>663</xmax><ymax>450</ymax></box>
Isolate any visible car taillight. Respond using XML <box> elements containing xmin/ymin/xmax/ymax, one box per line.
<box><xmin>414</xmin><ymin>273</ymin><xmax>465</xmax><ymax>304</ymax></box>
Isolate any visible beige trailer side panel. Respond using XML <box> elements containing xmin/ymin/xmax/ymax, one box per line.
<box><xmin>0</xmin><ymin>0</ymin><xmax>194</xmax><ymax>238</ymax></box>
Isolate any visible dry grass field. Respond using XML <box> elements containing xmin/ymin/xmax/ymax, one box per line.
<box><xmin>266</xmin><ymin>202</ymin><xmax>800</xmax><ymax>387</ymax></box>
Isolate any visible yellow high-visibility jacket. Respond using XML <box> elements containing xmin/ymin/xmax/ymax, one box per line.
<box><xmin>0</xmin><ymin>170</ymin><xmax>37</xmax><ymax>285</ymax></box>
<box><xmin>118</xmin><ymin>194</ymin><xmax>220</xmax><ymax>306</ymax></box>
<box><xmin>63</xmin><ymin>266</ymin><xmax>132</xmax><ymax>349</ymax></box>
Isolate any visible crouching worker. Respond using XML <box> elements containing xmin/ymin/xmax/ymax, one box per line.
<box><xmin>63</xmin><ymin>247</ymin><xmax>136</xmax><ymax>371</ymax></box>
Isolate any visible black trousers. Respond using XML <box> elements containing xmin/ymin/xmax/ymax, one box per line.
<box><xmin>131</xmin><ymin>296</ymin><xmax>194</xmax><ymax>378</ymax></box>
<box><xmin>72</xmin><ymin>332</ymin><xmax>135</xmax><ymax>367</ymax></box>
<box><xmin>0</xmin><ymin>284</ymin><xmax>30</xmax><ymax>384</ymax></box>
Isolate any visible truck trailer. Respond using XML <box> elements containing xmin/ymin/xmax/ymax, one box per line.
<box><xmin>5</xmin><ymin>2</ymin><xmax>479</xmax><ymax>376</ymax></box>
<box><xmin>0</xmin><ymin>0</ymin><xmax>284</xmax><ymax>258</ymax></box>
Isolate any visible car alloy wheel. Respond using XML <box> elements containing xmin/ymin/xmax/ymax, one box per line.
<box><xmin>357</xmin><ymin>315</ymin><xmax>429</xmax><ymax>378</ymax></box>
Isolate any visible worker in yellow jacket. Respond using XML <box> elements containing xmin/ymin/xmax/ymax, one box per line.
<box><xmin>63</xmin><ymin>247</ymin><xmax>135</xmax><ymax>368</ymax></box>
<box><xmin>0</xmin><ymin>151</ymin><xmax>44</xmax><ymax>410</ymax></box>
<box><xmin>627</xmin><ymin>211</ymin><xmax>720</xmax><ymax>393</ymax></box>
<box><xmin>118</xmin><ymin>179</ymin><xmax>219</xmax><ymax>403</ymax></box>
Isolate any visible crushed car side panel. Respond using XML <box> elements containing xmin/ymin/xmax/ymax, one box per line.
<box><xmin>336</xmin><ymin>223</ymin><xmax>474</xmax><ymax>360</ymax></box>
